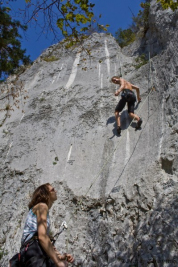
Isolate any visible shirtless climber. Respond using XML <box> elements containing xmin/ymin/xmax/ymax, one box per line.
<box><xmin>111</xmin><ymin>76</ymin><xmax>142</xmax><ymax>135</ymax></box>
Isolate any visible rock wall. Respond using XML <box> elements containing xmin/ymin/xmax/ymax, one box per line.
<box><xmin>0</xmin><ymin>0</ymin><xmax>178</xmax><ymax>266</ymax></box>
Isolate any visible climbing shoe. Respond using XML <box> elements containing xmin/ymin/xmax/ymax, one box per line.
<box><xmin>135</xmin><ymin>118</ymin><xmax>143</xmax><ymax>130</ymax></box>
<box><xmin>117</xmin><ymin>126</ymin><xmax>121</xmax><ymax>135</ymax></box>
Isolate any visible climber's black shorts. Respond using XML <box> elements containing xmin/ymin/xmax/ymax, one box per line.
<box><xmin>115</xmin><ymin>97</ymin><xmax>135</xmax><ymax>114</ymax></box>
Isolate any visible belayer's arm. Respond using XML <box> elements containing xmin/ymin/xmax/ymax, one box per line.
<box><xmin>36</xmin><ymin>203</ymin><xmax>69</xmax><ymax>267</ymax></box>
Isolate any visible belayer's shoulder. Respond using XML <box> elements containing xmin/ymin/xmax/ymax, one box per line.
<box><xmin>37</xmin><ymin>202</ymin><xmax>49</xmax><ymax>211</ymax></box>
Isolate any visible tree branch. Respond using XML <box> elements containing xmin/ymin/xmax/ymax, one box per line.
<box><xmin>0</xmin><ymin>94</ymin><xmax>13</xmax><ymax>101</ymax></box>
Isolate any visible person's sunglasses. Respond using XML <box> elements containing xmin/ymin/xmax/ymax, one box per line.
<box><xmin>50</xmin><ymin>187</ymin><xmax>55</xmax><ymax>192</ymax></box>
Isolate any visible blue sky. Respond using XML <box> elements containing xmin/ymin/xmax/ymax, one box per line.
<box><xmin>7</xmin><ymin>0</ymin><xmax>142</xmax><ymax>61</ymax></box>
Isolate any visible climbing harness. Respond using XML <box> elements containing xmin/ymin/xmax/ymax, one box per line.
<box><xmin>121</xmin><ymin>88</ymin><xmax>136</xmax><ymax>102</ymax></box>
<box><xmin>9</xmin><ymin>221</ymin><xmax>68</xmax><ymax>267</ymax></box>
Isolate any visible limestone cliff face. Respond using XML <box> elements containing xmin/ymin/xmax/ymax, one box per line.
<box><xmin>0</xmin><ymin>0</ymin><xmax>178</xmax><ymax>266</ymax></box>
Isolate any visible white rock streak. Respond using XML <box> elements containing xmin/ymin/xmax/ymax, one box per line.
<box><xmin>57</xmin><ymin>64</ymin><xmax>64</xmax><ymax>81</ymax></box>
<box><xmin>65</xmin><ymin>53</ymin><xmax>81</xmax><ymax>89</ymax></box>
<box><xmin>67</xmin><ymin>144</ymin><xmax>73</xmax><ymax>162</ymax></box>
<box><xmin>52</xmin><ymin>76</ymin><xmax>56</xmax><ymax>84</ymax></box>
<box><xmin>98</xmin><ymin>63</ymin><xmax>103</xmax><ymax>89</ymax></box>
<box><xmin>20</xmin><ymin>114</ymin><xmax>25</xmax><ymax>123</ymax></box>
<box><xmin>104</xmin><ymin>40</ymin><xmax>110</xmax><ymax>77</ymax></box>
<box><xmin>98</xmin><ymin>62</ymin><xmax>101</xmax><ymax>82</ymax></box>
<box><xmin>100</xmin><ymin>73</ymin><xmax>104</xmax><ymax>109</ymax></box>
<box><xmin>100</xmin><ymin>73</ymin><xmax>103</xmax><ymax>90</ymax></box>
<box><xmin>124</xmin><ymin>130</ymin><xmax>130</xmax><ymax>166</ymax></box>
<box><xmin>114</xmin><ymin>62</ymin><xmax>117</xmax><ymax>76</ymax></box>
<box><xmin>4</xmin><ymin>142</ymin><xmax>13</xmax><ymax>163</ymax></box>
<box><xmin>98</xmin><ymin>63</ymin><xmax>104</xmax><ymax>109</ymax></box>
<box><xmin>118</xmin><ymin>51</ymin><xmax>122</xmax><ymax>77</ymax></box>
<box><xmin>52</xmin><ymin>64</ymin><xmax>64</xmax><ymax>84</ymax></box>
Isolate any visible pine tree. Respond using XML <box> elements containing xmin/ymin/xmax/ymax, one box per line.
<box><xmin>0</xmin><ymin>6</ymin><xmax>31</xmax><ymax>79</ymax></box>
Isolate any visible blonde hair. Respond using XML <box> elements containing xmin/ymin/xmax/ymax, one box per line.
<box><xmin>111</xmin><ymin>76</ymin><xmax>120</xmax><ymax>82</ymax></box>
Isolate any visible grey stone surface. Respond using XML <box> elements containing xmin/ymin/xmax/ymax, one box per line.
<box><xmin>0</xmin><ymin>1</ymin><xmax>178</xmax><ymax>266</ymax></box>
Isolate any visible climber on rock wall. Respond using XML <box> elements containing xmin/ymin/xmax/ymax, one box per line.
<box><xmin>111</xmin><ymin>76</ymin><xmax>142</xmax><ymax>135</ymax></box>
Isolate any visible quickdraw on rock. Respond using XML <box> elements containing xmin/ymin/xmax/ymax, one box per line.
<box><xmin>52</xmin><ymin>221</ymin><xmax>68</xmax><ymax>245</ymax></box>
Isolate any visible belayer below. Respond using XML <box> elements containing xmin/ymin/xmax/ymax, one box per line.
<box><xmin>111</xmin><ymin>76</ymin><xmax>142</xmax><ymax>135</ymax></box>
<box><xmin>9</xmin><ymin>183</ymin><xmax>74</xmax><ymax>267</ymax></box>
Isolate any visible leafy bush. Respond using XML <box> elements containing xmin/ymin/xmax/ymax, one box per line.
<box><xmin>14</xmin><ymin>64</ymin><xmax>32</xmax><ymax>75</ymax></box>
<box><xmin>157</xmin><ymin>0</ymin><xmax>178</xmax><ymax>11</ymax></box>
<box><xmin>43</xmin><ymin>56</ymin><xmax>59</xmax><ymax>62</ymax></box>
<box><xmin>115</xmin><ymin>1</ymin><xmax>151</xmax><ymax>48</ymax></box>
<box><xmin>42</xmin><ymin>56</ymin><xmax>59</xmax><ymax>62</ymax></box>
<box><xmin>134</xmin><ymin>54</ymin><xmax>148</xmax><ymax>69</ymax></box>
<box><xmin>0</xmin><ymin>248</ymin><xmax>8</xmax><ymax>260</ymax></box>
<box><xmin>115</xmin><ymin>28</ymin><xmax>136</xmax><ymax>48</ymax></box>
<box><xmin>133</xmin><ymin>1</ymin><xmax>150</xmax><ymax>36</ymax></box>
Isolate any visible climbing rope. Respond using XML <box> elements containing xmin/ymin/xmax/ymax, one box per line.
<box><xmin>55</xmin><ymin>40</ymin><xmax>157</xmax><ymax>259</ymax></box>
<box><xmin>84</xmin><ymin>87</ymin><xmax>155</xmax><ymax>201</ymax></box>
<box><xmin>118</xmin><ymin>50</ymin><xmax>122</xmax><ymax>77</ymax></box>
<box><xmin>63</xmin><ymin>33</ymin><xmax>178</xmax><ymax>265</ymax></box>
<box><xmin>56</xmin><ymin>61</ymin><xmax>156</xmax><ymax>257</ymax></box>
<box><xmin>78</xmin><ymin>57</ymin><xmax>158</xmax><ymax>267</ymax></box>
<box><xmin>83</xmin><ymin>57</ymin><xmax>156</xmax><ymax>198</ymax></box>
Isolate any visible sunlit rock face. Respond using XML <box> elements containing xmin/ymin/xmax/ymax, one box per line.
<box><xmin>0</xmin><ymin>1</ymin><xmax>178</xmax><ymax>266</ymax></box>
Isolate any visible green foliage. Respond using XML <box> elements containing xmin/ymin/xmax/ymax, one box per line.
<box><xmin>43</xmin><ymin>55</ymin><xmax>59</xmax><ymax>62</ymax></box>
<box><xmin>134</xmin><ymin>54</ymin><xmax>148</xmax><ymax>69</ymax></box>
<box><xmin>0</xmin><ymin>249</ymin><xmax>3</xmax><ymax>260</ymax></box>
<box><xmin>0</xmin><ymin>248</ymin><xmax>8</xmax><ymax>260</ymax></box>
<box><xmin>25</xmin><ymin>0</ymin><xmax>95</xmax><ymax>37</ymax></box>
<box><xmin>53</xmin><ymin>157</ymin><xmax>59</xmax><ymax>165</ymax></box>
<box><xmin>23</xmin><ymin>0</ymin><xmax>108</xmax><ymax>48</ymax></box>
<box><xmin>157</xmin><ymin>0</ymin><xmax>178</xmax><ymax>11</ymax></box>
<box><xmin>13</xmin><ymin>63</ymin><xmax>32</xmax><ymax>75</ymax></box>
<box><xmin>115</xmin><ymin>28</ymin><xmax>136</xmax><ymax>48</ymax></box>
<box><xmin>115</xmin><ymin>1</ymin><xmax>150</xmax><ymax>48</ymax></box>
<box><xmin>39</xmin><ymin>97</ymin><xmax>45</xmax><ymax>102</ymax></box>
<box><xmin>133</xmin><ymin>1</ymin><xmax>150</xmax><ymax>35</ymax></box>
<box><xmin>0</xmin><ymin>6</ymin><xmax>31</xmax><ymax>78</ymax></box>
<box><xmin>5</xmin><ymin>104</ymin><xmax>11</xmax><ymax>110</ymax></box>
<box><xmin>61</xmin><ymin>34</ymin><xmax>89</xmax><ymax>49</ymax></box>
